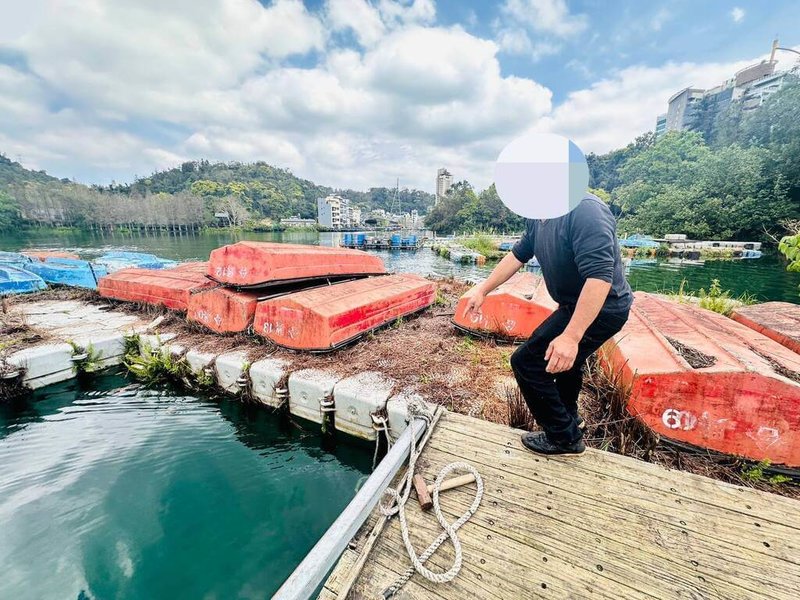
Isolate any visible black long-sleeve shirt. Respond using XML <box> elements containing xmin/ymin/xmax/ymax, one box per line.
<box><xmin>511</xmin><ymin>194</ymin><xmax>633</xmax><ymax>314</ymax></box>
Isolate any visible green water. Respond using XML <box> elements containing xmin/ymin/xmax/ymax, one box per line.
<box><xmin>0</xmin><ymin>370</ymin><xmax>372</xmax><ymax>599</ymax></box>
<box><xmin>2</xmin><ymin>228</ymin><xmax>799</xmax><ymax>302</ymax></box>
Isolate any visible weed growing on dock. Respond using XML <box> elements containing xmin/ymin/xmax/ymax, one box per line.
<box><xmin>68</xmin><ymin>341</ymin><xmax>103</xmax><ymax>374</ymax></box>
<box><xmin>662</xmin><ymin>278</ymin><xmax>756</xmax><ymax>316</ymax></box>
<box><xmin>124</xmin><ymin>342</ymin><xmax>191</xmax><ymax>386</ymax></box>
<box><xmin>741</xmin><ymin>460</ymin><xmax>792</xmax><ymax>485</ymax></box>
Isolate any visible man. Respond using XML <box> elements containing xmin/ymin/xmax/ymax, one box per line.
<box><xmin>465</xmin><ymin>193</ymin><xmax>632</xmax><ymax>456</ymax></box>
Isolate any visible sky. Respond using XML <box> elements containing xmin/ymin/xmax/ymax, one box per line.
<box><xmin>1</xmin><ymin>0</ymin><xmax>799</xmax><ymax>193</ymax></box>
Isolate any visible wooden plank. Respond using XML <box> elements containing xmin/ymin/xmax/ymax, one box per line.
<box><xmin>414</xmin><ymin>445</ymin><xmax>797</xmax><ymax>599</ymax></box>
<box><xmin>438</xmin><ymin>413</ymin><xmax>800</xmax><ymax>528</ymax></box>
<box><xmin>431</xmin><ymin>427</ymin><xmax>800</xmax><ymax>566</ymax></box>
<box><xmin>326</xmin><ymin>411</ymin><xmax>800</xmax><ymax>599</ymax></box>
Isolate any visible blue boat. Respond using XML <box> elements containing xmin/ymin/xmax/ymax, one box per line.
<box><xmin>25</xmin><ymin>259</ymin><xmax>109</xmax><ymax>290</ymax></box>
<box><xmin>498</xmin><ymin>241</ymin><xmax>514</xmax><ymax>251</ymax></box>
<box><xmin>95</xmin><ymin>251</ymin><xmax>178</xmax><ymax>272</ymax></box>
<box><xmin>0</xmin><ymin>265</ymin><xmax>47</xmax><ymax>295</ymax></box>
<box><xmin>741</xmin><ymin>249</ymin><xmax>763</xmax><ymax>259</ymax></box>
<box><xmin>0</xmin><ymin>251</ymin><xmax>34</xmax><ymax>270</ymax></box>
<box><xmin>619</xmin><ymin>234</ymin><xmax>660</xmax><ymax>249</ymax></box>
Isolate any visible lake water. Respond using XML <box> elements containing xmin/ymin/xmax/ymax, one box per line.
<box><xmin>2</xmin><ymin>228</ymin><xmax>799</xmax><ymax>303</ymax></box>
<box><xmin>0</xmin><ymin>370</ymin><xmax>372</xmax><ymax>599</ymax></box>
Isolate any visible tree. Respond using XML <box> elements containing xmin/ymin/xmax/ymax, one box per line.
<box><xmin>0</xmin><ymin>190</ymin><xmax>21</xmax><ymax>230</ymax></box>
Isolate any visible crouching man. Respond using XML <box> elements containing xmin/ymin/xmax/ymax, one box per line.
<box><xmin>465</xmin><ymin>194</ymin><xmax>632</xmax><ymax>456</ymax></box>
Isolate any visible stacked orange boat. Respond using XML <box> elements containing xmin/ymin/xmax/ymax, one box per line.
<box><xmin>99</xmin><ymin>241</ymin><xmax>436</xmax><ymax>350</ymax></box>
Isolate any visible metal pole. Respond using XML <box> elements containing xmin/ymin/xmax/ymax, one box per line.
<box><xmin>273</xmin><ymin>417</ymin><xmax>428</xmax><ymax>600</ymax></box>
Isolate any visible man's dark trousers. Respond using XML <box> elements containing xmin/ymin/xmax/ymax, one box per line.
<box><xmin>510</xmin><ymin>306</ymin><xmax>629</xmax><ymax>445</ymax></box>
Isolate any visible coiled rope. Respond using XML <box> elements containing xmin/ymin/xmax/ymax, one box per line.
<box><xmin>378</xmin><ymin>402</ymin><xmax>484</xmax><ymax>598</ymax></box>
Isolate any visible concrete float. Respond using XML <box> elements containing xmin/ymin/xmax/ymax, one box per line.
<box><xmin>287</xmin><ymin>368</ymin><xmax>342</xmax><ymax>425</ymax></box>
<box><xmin>249</xmin><ymin>357</ymin><xmax>291</xmax><ymax>407</ymax></box>
<box><xmin>214</xmin><ymin>350</ymin><xmax>250</xmax><ymax>394</ymax></box>
<box><xmin>333</xmin><ymin>371</ymin><xmax>396</xmax><ymax>440</ymax></box>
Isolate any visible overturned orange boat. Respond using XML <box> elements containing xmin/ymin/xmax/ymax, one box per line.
<box><xmin>208</xmin><ymin>242</ymin><xmax>385</xmax><ymax>288</ymax></box>
<box><xmin>22</xmin><ymin>250</ymin><xmax>80</xmax><ymax>261</ymax></box>
<box><xmin>731</xmin><ymin>301</ymin><xmax>800</xmax><ymax>355</ymax></box>
<box><xmin>453</xmin><ymin>272</ymin><xmax>557</xmax><ymax>340</ymax></box>
<box><xmin>254</xmin><ymin>274</ymin><xmax>436</xmax><ymax>351</ymax></box>
<box><xmin>98</xmin><ymin>267</ymin><xmax>216</xmax><ymax>311</ymax></box>
<box><xmin>188</xmin><ymin>287</ymin><xmax>260</xmax><ymax>334</ymax></box>
<box><xmin>601</xmin><ymin>292</ymin><xmax>800</xmax><ymax>467</ymax></box>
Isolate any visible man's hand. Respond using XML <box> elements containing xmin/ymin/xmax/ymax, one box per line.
<box><xmin>545</xmin><ymin>332</ymin><xmax>579</xmax><ymax>373</ymax></box>
<box><xmin>464</xmin><ymin>288</ymin><xmax>486</xmax><ymax>316</ymax></box>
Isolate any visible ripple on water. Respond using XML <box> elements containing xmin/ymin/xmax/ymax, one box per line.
<box><xmin>0</xmin><ymin>371</ymin><xmax>372</xmax><ymax>599</ymax></box>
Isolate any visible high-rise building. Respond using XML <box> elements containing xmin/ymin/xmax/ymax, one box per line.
<box><xmin>317</xmin><ymin>194</ymin><xmax>360</xmax><ymax>228</ymax></box>
<box><xmin>665</xmin><ymin>88</ymin><xmax>705</xmax><ymax>132</ymax></box>
<box><xmin>655</xmin><ymin>113</ymin><xmax>667</xmax><ymax>138</ymax></box>
<box><xmin>435</xmin><ymin>168</ymin><xmax>453</xmax><ymax>203</ymax></box>
<box><xmin>657</xmin><ymin>39</ymin><xmax>798</xmax><ymax>136</ymax></box>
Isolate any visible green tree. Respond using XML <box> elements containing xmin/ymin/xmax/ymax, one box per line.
<box><xmin>0</xmin><ymin>190</ymin><xmax>21</xmax><ymax>230</ymax></box>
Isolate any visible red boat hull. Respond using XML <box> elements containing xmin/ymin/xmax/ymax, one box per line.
<box><xmin>731</xmin><ymin>302</ymin><xmax>800</xmax><ymax>355</ymax></box>
<box><xmin>23</xmin><ymin>250</ymin><xmax>80</xmax><ymax>261</ymax></box>
<box><xmin>254</xmin><ymin>274</ymin><xmax>436</xmax><ymax>351</ymax></box>
<box><xmin>188</xmin><ymin>287</ymin><xmax>260</xmax><ymax>333</ymax></box>
<box><xmin>453</xmin><ymin>272</ymin><xmax>557</xmax><ymax>340</ymax></box>
<box><xmin>207</xmin><ymin>242</ymin><xmax>385</xmax><ymax>288</ymax></box>
<box><xmin>601</xmin><ymin>292</ymin><xmax>800</xmax><ymax>467</ymax></box>
<box><xmin>98</xmin><ymin>268</ymin><xmax>216</xmax><ymax>311</ymax></box>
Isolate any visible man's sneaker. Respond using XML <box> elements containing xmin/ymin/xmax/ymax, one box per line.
<box><xmin>520</xmin><ymin>431</ymin><xmax>586</xmax><ymax>457</ymax></box>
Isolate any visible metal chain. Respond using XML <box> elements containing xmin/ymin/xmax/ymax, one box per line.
<box><xmin>378</xmin><ymin>402</ymin><xmax>483</xmax><ymax>598</ymax></box>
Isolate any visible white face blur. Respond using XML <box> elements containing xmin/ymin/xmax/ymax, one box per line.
<box><xmin>494</xmin><ymin>133</ymin><xmax>589</xmax><ymax>219</ymax></box>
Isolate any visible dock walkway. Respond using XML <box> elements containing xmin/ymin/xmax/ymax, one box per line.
<box><xmin>321</xmin><ymin>412</ymin><xmax>800</xmax><ymax>599</ymax></box>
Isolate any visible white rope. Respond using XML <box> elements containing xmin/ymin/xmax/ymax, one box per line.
<box><xmin>378</xmin><ymin>403</ymin><xmax>484</xmax><ymax>598</ymax></box>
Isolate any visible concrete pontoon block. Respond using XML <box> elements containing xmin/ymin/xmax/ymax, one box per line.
<box><xmin>71</xmin><ymin>332</ymin><xmax>127</xmax><ymax>366</ymax></box>
<box><xmin>249</xmin><ymin>357</ymin><xmax>291</xmax><ymax>408</ymax></box>
<box><xmin>215</xmin><ymin>350</ymin><xmax>250</xmax><ymax>393</ymax></box>
<box><xmin>333</xmin><ymin>371</ymin><xmax>395</xmax><ymax>441</ymax></box>
<box><xmin>8</xmin><ymin>343</ymin><xmax>75</xmax><ymax>381</ymax></box>
<box><xmin>25</xmin><ymin>369</ymin><xmax>76</xmax><ymax>390</ymax></box>
<box><xmin>138</xmin><ymin>333</ymin><xmax>177</xmax><ymax>354</ymax></box>
<box><xmin>386</xmin><ymin>389</ymin><xmax>433</xmax><ymax>441</ymax></box>
<box><xmin>185</xmin><ymin>350</ymin><xmax>217</xmax><ymax>374</ymax></box>
<box><xmin>288</xmin><ymin>369</ymin><xmax>342</xmax><ymax>424</ymax></box>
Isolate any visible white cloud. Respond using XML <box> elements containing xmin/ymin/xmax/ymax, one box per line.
<box><xmin>0</xmin><ymin>1</ymin><xmax>551</xmax><ymax>190</ymax></box>
<box><xmin>650</xmin><ymin>8</ymin><xmax>671</xmax><ymax>31</ymax></box>
<box><xmin>501</xmin><ymin>0</ymin><xmax>587</xmax><ymax>38</ymax></box>
<box><xmin>326</xmin><ymin>0</ymin><xmax>386</xmax><ymax>47</ymax></box>
<box><xmin>731</xmin><ymin>7</ymin><xmax>745</xmax><ymax>23</ymax></box>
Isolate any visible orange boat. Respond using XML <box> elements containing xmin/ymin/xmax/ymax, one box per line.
<box><xmin>22</xmin><ymin>250</ymin><xmax>80</xmax><ymax>261</ymax></box>
<box><xmin>601</xmin><ymin>292</ymin><xmax>800</xmax><ymax>467</ymax></box>
<box><xmin>254</xmin><ymin>274</ymin><xmax>436</xmax><ymax>351</ymax></box>
<box><xmin>98</xmin><ymin>268</ymin><xmax>216</xmax><ymax>311</ymax></box>
<box><xmin>171</xmin><ymin>261</ymin><xmax>210</xmax><ymax>273</ymax></box>
<box><xmin>188</xmin><ymin>287</ymin><xmax>260</xmax><ymax>334</ymax></box>
<box><xmin>452</xmin><ymin>271</ymin><xmax>557</xmax><ymax>340</ymax></box>
<box><xmin>731</xmin><ymin>302</ymin><xmax>800</xmax><ymax>355</ymax></box>
<box><xmin>207</xmin><ymin>242</ymin><xmax>385</xmax><ymax>288</ymax></box>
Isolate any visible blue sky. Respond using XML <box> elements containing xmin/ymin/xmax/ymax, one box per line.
<box><xmin>0</xmin><ymin>1</ymin><xmax>798</xmax><ymax>191</ymax></box>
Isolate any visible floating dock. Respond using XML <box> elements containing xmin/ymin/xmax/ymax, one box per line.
<box><xmin>732</xmin><ymin>301</ymin><xmax>800</xmax><ymax>355</ymax></box>
<box><xmin>320</xmin><ymin>411</ymin><xmax>800</xmax><ymax>599</ymax></box>
<box><xmin>602</xmin><ymin>292</ymin><xmax>800</xmax><ymax>467</ymax></box>
<box><xmin>452</xmin><ymin>272</ymin><xmax>556</xmax><ymax>340</ymax></box>
<box><xmin>341</xmin><ymin>233</ymin><xmax>423</xmax><ymax>251</ymax></box>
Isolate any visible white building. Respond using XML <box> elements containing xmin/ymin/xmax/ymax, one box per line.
<box><xmin>436</xmin><ymin>168</ymin><xmax>453</xmax><ymax>203</ymax></box>
<box><xmin>317</xmin><ymin>194</ymin><xmax>360</xmax><ymax>228</ymax></box>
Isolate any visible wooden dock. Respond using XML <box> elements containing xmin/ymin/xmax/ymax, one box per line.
<box><xmin>321</xmin><ymin>411</ymin><xmax>800</xmax><ymax>599</ymax></box>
